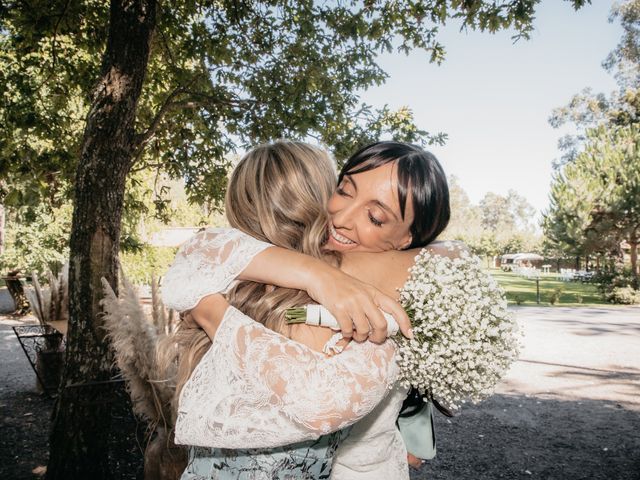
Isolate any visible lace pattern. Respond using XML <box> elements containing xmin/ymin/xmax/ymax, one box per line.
<box><xmin>161</xmin><ymin>228</ymin><xmax>273</xmax><ymax>311</ymax></box>
<box><xmin>175</xmin><ymin>306</ymin><xmax>398</xmax><ymax>449</ymax></box>
<box><xmin>330</xmin><ymin>384</ymin><xmax>410</xmax><ymax>479</ymax></box>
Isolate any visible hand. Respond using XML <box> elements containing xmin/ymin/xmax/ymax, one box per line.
<box><xmin>306</xmin><ymin>267</ymin><xmax>411</xmax><ymax>344</ymax></box>
<box><xmin>407</xmin><ymin>453</ymin><xmax>424</xmax><ymax>469</ymax></box>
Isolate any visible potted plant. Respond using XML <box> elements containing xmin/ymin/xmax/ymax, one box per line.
<box><xmin>24</xmin><ymin>266</ymin><xmax>68</xmax><ymax>392</ymax></box>
<box><xmin>2</xmin><ymin>269</ymin><xmax>30</xmax><ymax>314</ymax></box>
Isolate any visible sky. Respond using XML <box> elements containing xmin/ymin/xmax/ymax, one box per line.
<box><xmin>360</xmin><ymin>0</ymin><xmax>622</xmax><ymax>224</ymax></box>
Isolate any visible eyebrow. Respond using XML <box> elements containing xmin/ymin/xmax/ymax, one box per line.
<box><xmin>346</xmin><ymin>174</ymin><xmax>400</xmax><ymax>222</ymax></box>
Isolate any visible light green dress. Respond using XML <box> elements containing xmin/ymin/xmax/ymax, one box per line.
<box><xmin>181</xmin><ymin>429</ymin><xmax>351</xmax><ymax>480</ymax></box>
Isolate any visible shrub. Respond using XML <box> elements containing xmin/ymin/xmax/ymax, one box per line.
<box><xmin>0</xmin><ymin>205</ymin><xmax>71</xmax><ymax>276</ymax></box>
<box><xmin>549</xmin><ymin>287</ymin><xmax>563</xmax><ymax>305</ymax></box>
<box><xmin>120</xmin><ymin>245</ymin><xmax>178</xmax><ymax>286</ymax></box>
<box><xmin>575</xmin><ymin>294</ymin><xmax>583</xmax><ymax>304</ymax></box>
<box><xmin>594</xmin><ymin>268</ymin><xmax>638</xmax><ymax>302</ymax></box>
<box><xmin>606</xmin><ymin>286</ymin><xmax>640</xmax><ymax>305</ymax></box>
<box><xmin>514</xmin><ymin>295</ymin><xmax>524</xmax><ymax>306</ymax></box>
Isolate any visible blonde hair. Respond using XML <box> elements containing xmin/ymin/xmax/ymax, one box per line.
<box><xmin>172</xmin><ymin>140</ymin><xmax>338</xmax><ymax>404</ymax></box>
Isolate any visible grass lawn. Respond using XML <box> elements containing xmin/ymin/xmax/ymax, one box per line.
<box><xmin>488</xmin><ymin>268</ymin><xmax>607</xmax><ymax>307</ymax></box>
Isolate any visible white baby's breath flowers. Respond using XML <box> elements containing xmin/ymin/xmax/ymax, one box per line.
<box><xmin>395</xmin><ymin>245</ymin><xmax>520</xmax><ymax>411</ymax></box>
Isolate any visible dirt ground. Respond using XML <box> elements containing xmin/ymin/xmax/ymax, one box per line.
<box><xmin>1</xmin><ymin>289</ymin><xmax>639</xmax><ymax>480</ymax></box>
<box><xmin>413</xmin><ymin>306</ymin><xmax>640</xmax><ymax>480</ymax></box>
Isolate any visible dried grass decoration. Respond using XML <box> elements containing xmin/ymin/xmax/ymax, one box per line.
<box><xmin>101</xmin><ymin>274</ymin><xmax>186</xmax><ymax>480</ymax></box>
<box><xmin>25</xmin><ymin>265</ymin><xmax>69</xmax><ymax>327</ymax></box>
<box><xmin>25</xmin><ymin>265</ymin><xmax>68</xmax><ymax>392</ymax></box>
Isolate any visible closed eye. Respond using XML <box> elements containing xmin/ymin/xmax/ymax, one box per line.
<box><xmin>368</xmin><ymin>211</ymin><xmax>383</xmax><ymax>227</ymax></box>
<box><xmin>336</xmin><ymin>186</ymin><xmax>352</xmax><ymax>197</ymax></box>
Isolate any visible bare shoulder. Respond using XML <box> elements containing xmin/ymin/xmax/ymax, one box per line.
<box><xmin>421</xmin><ymin>240</ymin><xmax>470</xmax><ymax>260</ymax></box>
<box><xmin>342</xmin><ymin>249</ymin><xmax>417</xmax><ymax>273</ymax></box>
<box><xmin>340</xmin><ymin>250</ymin><xmax>418</xmax><ymax>297</ymax></box>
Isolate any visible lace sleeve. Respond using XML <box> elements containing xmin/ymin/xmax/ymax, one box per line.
<box><xmin>175</xmin><ymin>306</ymin><xmax>399</xmax><ymax>449</ymax></box>
<box><xmin>161</xmin><ymin>228</ymin><xmax>273</xmax><ymax>311</ymax></box>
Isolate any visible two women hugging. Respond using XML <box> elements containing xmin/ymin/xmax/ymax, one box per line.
<box><xmin>160</xmin><ymin>140</ymin><xmax>518</xmax><ymax>480</ymax></box>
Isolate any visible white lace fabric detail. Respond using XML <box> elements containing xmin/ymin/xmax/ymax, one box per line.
<box><xmin>175</xmin><ymin>306</ymin><xmax>399</xmax><ymax>449</ymax></box>
<box><xmin>161</xmin><ymin>228</ymin><xmax>273</xmax><ymax>311</ymax></box>
<box><xmin>331</xmin><ymin>384</ymin><xmax>410</xmax><ymax>480</ymax></box>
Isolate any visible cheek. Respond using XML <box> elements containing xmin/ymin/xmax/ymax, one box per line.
<box><xmin>362</xmin><ymin>224</ymin><xmax>411</xmax><ymax>251</ymax></box>
<box><xmin>327</xmin><ymin>193</ymin><xmax>341</xmax><ymax>214</ymax></box>
<box><xmin>356</xmin><ymin>223</ymin><xmax>390</xmax><ymax>250</ymax></box>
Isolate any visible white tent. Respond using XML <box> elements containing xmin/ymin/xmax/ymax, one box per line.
<box><xmin>512</xmin><ymin>253</ymin><xmax>544</xmax><ymax>261</ymax></box>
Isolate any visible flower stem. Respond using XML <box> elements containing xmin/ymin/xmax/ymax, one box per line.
<box><xmin>285</xmin><ymin>307</ymin><xmax>307</xmax><ymax>324</ymax></box>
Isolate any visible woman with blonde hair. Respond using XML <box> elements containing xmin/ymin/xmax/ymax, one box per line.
<box><xmin>163</xmin><ymin>139</ymin><xmax>455</xmax><ymax>479</ymax></box>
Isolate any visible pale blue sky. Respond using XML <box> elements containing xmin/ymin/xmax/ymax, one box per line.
<box><xmin>361</xmin><ymin>0</ymin><xmax>622</xmax><ymax>223</ymax></box>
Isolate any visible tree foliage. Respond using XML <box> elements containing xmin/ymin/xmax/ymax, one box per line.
<box><xmin>0</xmin><ymin>203</ymin><xmax>71</xmax><ymax>275</ymax></box>
<box><xmin>2</xmin><ymin>0</ymin><xmax>588</xmax><ymax>209</ymax></box>
<box><xmin>546</xmin><ymin>0</ymin><xmax>640</xmax><ymax>278</ymax></box>
<box><xmin>549</xmin><ymin>0</ymin><xmax>640</xmax><ymax>166</ymax></box>
<box><xmin>543</xmin><ymin>126</ymin><xmax>640</xmax><ymax>278</ymax></box>
<box><xmin>0</xmin><ymin>1</ymin><xmax>589</xmax><ymax>477</ymax></box>
<box><xmin>443</xmin><ymin>177</ymin><xmax>540</xmax><ymax>260</ymax></box>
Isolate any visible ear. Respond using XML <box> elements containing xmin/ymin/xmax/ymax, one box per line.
<box><xmin>398</xmin><ymin>233</ymin><xmax>412</xmax><ymax>250</ymax></box>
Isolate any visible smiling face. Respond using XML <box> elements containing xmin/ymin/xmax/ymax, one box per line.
<box><xmin>325</xmin><ymin>161</ymin><xmax>414</xmax><ymax>253</ymax></box>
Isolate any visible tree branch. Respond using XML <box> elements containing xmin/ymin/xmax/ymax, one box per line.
<box><xmin>51</xmin><ymin>0</ymin><xmax>72</xmax><ymax>70</ymax></box>
<box><xmin>133</xmin><ymin>85</ymin><xmax>191</xmax><ymax>148</ymax></box>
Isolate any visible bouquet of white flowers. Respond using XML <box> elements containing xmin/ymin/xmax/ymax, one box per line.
<box><xmin>286</xmin><ymin>246</ymin><xmax>520</xmax><ymax>411</ymax></box>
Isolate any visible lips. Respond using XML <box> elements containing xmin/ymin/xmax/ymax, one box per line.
<box><xmin>329</xmin><ymin>224</ymin><xmax>356</xmax><ymax>245</ymax></box>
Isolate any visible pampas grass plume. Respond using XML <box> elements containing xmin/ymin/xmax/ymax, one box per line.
<box><xmin>101</xmin><ymin>273</ymin><xmax>178</xmax><ymax>431</ymax></box>
<box><xmin>101</xmin><ymin>277</ymin><xmax>160</xmax><ymax>424</ymax></box>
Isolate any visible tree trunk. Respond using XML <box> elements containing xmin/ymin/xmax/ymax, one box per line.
<box><xmin>630</xmin><ymin>240</ymin><xmax>638</xmax><ymax>279</ymax></box>
<box><xmin>46</xmin><ymin>1</ymin><xmax>156</xmax><ymax>479</ymax></box>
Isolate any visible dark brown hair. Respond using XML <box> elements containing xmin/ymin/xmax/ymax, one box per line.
<box><xmin>339</xmin><ymin>141</ymin><xmax>450</xmax><ymax>249</ymax></box>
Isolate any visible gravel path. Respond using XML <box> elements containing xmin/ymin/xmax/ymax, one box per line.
<box><xmin>1</xmin><ymin>303</ymin><xmax>639</xmax><ymax>479</ymax></box>
<box><xmin>411</xmin><ymin>306</ymin><xmax>640</xmax><ymax>480</ymax></box>
<box><xmin>0</xmin><ymin>314</ymin><xmax>52</xmax><ymax>479</ymax></box>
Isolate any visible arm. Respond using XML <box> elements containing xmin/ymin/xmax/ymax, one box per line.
<box><xmin>175</xmin><ymin>305</ymin><xmax>398</xmax><ymax>448</ymax></box>
<box><xmin>162</xmin><ymin>227</ymin><xmax>411</xmax><ymax>341</ymax></box>
<box><xmin>161</xmin><ymin>228</ymin><xmax>274</xmax><ymax>311</ymax></box>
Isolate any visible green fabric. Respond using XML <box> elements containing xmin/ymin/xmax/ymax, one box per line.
<box><xmin>397</xmin><ymin>401</ymin><xmax>437</xmax><ymax>460</ymax></box>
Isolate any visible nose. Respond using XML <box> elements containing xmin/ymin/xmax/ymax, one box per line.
<box><xmin>330</xmin><ymin>198</ymin><xmax>358</xmax><ymax>231</ymax></box>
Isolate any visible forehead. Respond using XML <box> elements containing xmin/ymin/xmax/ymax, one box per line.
<box><xmin>346</xmin><ymin>162</ymin><xmax>414</xmax><ymax>223</ymax></box>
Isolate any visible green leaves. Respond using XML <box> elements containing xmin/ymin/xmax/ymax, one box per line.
<box><xmin>544</xmin><ymin>125</ymin><xmax>640</xmax><ymax>260</ymax></box>
<box><xmin>0</xmin><ymin>203</ymin><xmax>72</xmax><ymax>275</ymax></box>
<box><xmin>1</xmin><ymin>0</ymin><xmax>587</xmax><ymax>210</ymax></box>
<box><xmin>550</xmin><ymin>1</ymin><xmax>640</xmax><ymax>167</ymax></box>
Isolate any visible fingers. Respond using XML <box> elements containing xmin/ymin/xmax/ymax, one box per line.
<box><xmin>335</xmin><ymin>312</ymin><xmax>353</xmax><ymax>341</ymax></box>
<box><xmin>363</xmin><ymin>302</ymin><xmax>388</xmax><ymax>344</ymax></box>
<box><xmin>407</xmin><ymin>453</ymin><xmax>424</xmax><ymax>469</ymax></box>
<box><xmin>351</xmin><ymin>312</ymin><xmax>370</xmax><ymax>343</ymax></box>
<box><xmin>376</xmin><ymin>294</ymin><xmax>412</xmax><ymax>339</ymax></box>
<box><xmin>333</xmin><ymin>296</ymin><xmax>375</xmax><ymax>343</ymax></box>
<box><xmin>333</xmin><ymin>337</ymin><xmax>350</xmax><ymax>354</ymax></box>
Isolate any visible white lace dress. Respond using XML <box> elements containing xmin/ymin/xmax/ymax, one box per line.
<box><xmin>162</xmin><ymin>228</ymin><xmax>410</xmax><ymax>480</ymax></box>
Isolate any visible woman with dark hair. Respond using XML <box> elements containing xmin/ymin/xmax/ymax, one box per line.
<box><xmin>162</xmin><ymin>140</ymin><xmax>458</xmax><ymax>479</ymax></box>
<box><xmin>332</xmin><ymin>141</ymin><xmax>450</xmax><ymax>251</ymax></box>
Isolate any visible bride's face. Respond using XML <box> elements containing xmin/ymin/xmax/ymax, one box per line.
<box><xmin>325</xmin><ymin>162</ymin><xmax>414</xmax><ymax>253</ymax></box>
